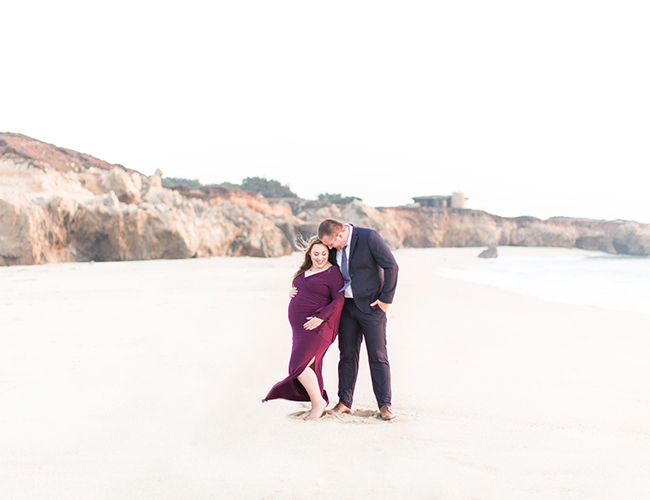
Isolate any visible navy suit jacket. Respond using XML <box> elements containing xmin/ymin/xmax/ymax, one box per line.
<box><xmin>328</xmin><ymin>226</ymin><xmax>398</xmax><ymax>314</ymax></box>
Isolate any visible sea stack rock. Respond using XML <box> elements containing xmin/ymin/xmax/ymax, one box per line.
<box><xmin>478</xmin><ymin>246</ymin><xmax>498</xmax><ymax>258</ymax></box>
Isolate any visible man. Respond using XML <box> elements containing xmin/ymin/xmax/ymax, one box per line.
<box><xmin>318</xmin><ymin>219</ymin><xmax>398</xmax><ymax>421</ymax></box>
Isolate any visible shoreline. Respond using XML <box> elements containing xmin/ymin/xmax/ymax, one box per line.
<box><xmin>425</xmin><ymin>246</ymin><xmax>650</xmax><ymax>317</ymax></box>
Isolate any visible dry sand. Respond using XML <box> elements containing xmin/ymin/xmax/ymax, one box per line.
<box><xmin>1</xmin><ymin>247</ymin><xmax>649</xmax><ymax>499</ymax></box>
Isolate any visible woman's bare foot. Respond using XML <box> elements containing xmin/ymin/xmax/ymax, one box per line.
<box><xmin>305</xmin><ymin>398</ymin><xmax>327</xmax><ymax>420</ymax></box>
<box><xmin>298</xmin><ymin>410</ymin><xmax>311</xmax><ymax>420</ymax></box>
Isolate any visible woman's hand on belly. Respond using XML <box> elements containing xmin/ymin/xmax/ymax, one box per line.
<box><xmin>303</xmin><ymin>316</ymin><xmax>324</xmax><ymax>330</ymax></box>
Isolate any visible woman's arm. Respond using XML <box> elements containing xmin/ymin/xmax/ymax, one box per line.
<box><xmin>315</xmin><ymin>268</ymin><xmax>345</xmax><ymax>322</ymax></box>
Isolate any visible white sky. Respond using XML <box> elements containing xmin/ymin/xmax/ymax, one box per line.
<box><xmin>2</xmin><ymin>1</ymin><xmax>649</xmax><ymax>222</ymax></box>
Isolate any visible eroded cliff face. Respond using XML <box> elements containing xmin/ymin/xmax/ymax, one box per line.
<box><xmin>0</xmin><ymin>133</ymin><xmax>291</xmax><ymax>265</ymax></box>
<box><xmin>302</xmin><ymin>203</ymin><xmax>650</xmax><ymax>256</ymax></box>
<box><xmin>2</xmin><ymin>132</ymin><xmax>648</xmax><ymax>267</ymax></box>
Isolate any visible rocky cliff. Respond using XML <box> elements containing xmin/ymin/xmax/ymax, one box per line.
<box><xmin>332</xmin><ymin>204</ymin><xmax>650</xmax><ymax>256</ymax></box>
<box><xmin>1</xmin><ymin>132</ymin><xmax>648</xmax><ymax>267</ymax></box>
<box><xmin>0</xmin><ymin>133</ymin><xmax>291</xmax><ymax>265</ymax></box>
<box><xmin>266</xmin><ymin>199</ymin><xmax>650</xmax><ymax>256</ymax></box>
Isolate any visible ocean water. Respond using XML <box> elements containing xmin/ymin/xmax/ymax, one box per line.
<box><xmin>435</xmin><ymin>251</ymin><xmax>650</xmax><ymax>316</ymax></box>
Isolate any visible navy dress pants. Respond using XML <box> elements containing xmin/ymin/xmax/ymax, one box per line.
<box><xmin>337</xmin><ymin>298</ymin><xmax>392</xmax><ymax>409</ymax></box>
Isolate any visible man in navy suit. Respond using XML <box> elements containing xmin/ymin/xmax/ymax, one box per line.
<box><xmin>318</xmin><ymin>219</ymin><xmax>399</xmax><ymax>420</ymax></box>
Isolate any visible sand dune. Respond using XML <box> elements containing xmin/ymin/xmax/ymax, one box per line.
<box><xmin>1</xmin><ymin>248</ymin><xmax>648</xmax><ymax>499</ymax></box>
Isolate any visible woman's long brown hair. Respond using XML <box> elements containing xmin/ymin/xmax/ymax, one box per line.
<box><xmin>292</xmin><ymin>236</ymin><xmax>329</xmax><ymax>283</ymax></box>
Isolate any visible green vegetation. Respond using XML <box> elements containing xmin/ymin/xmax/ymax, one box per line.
<box><xmin>317</xmin><ymin>193</ymin><xmax>362</xmax><ymax>204</ymax></box>
<box><xmin>239</xmin><ymin>176</ymin><xmax>297</xmax><ymax>198</ymax></box>
<box><xmin>161</xmin><ymin>177</ymin><xmax>203</xmax><ymax>189</ymax></box>
<box><xmin>161</xmin><ymin>175</ymin><xmax>298</xmax><ymax>198</ymax></box>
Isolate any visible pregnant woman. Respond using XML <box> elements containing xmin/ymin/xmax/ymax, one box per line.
<box><xmin>263</xmin><ymin>238</ymin><xmax>344</xmax><ymax>420</ymax></box>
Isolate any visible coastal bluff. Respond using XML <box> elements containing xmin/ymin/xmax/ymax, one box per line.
<box><xmin>0</xmin><ymin>133</ymin><xmax>290</xmax><ymax>265</ymax></box>
<box><xmin>1</xmin><ymin>133</ymin><xmax>649</xmax><ymax>266</ymax></box>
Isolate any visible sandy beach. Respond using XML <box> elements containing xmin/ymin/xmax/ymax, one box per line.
<box><xmin>1</xmin><ymin>247</ymin><xmax>649</xmax><ymax>500</ymax></box>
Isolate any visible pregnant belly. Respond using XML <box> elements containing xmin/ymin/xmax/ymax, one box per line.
<box><xmin>288</xmin><ymin>296</ymin><xmax>324</xmax><ymax>328</ymax></box>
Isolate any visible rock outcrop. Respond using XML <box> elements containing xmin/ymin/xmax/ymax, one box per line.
<box><xmin>261</xmin><ymin>199</ymin><xmax>649</xmax><ymax>257</ymax></box>
<box><xmin>2</xmin><ymin>132</ymin><xmax>648</xmax><ymax>267</ymax></box>
<box><xmin>314</xmin><ymin>205</ymin><xmax>649</xmax><ymax>256</ymax></box>
<box><xmin>0</xmin><ymin>133</ymin><xmax>291</xmax><ymax>265</ymax></box>
<box><xmin>478</xmin><ymin>246</ymin><xmax>498</xmax><ymax>258</ymax></box>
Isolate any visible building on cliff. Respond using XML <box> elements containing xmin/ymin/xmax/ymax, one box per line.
<box><xmin>413</xmin><ymin>192</ymin><xmax>467</xmax><ymax>209</ymax></box>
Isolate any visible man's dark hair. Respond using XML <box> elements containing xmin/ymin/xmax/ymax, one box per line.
<box><xmin>318</xmin><ymin>219</ymin><xmax>346</xmax><ymax>239</ymax></box>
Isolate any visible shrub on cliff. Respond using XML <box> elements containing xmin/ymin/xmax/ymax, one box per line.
<box><xmin>162</xmin><ymin>177</ymin><xmax>203</xmax><ymax>189</ymax></box>
<box><xmin>317</xmin><ymin>193</ymin><xmax>362</xmax><ymax>205</ymax></box>
<box><xmin>162</xmin><ymin>176</ymin><xmax>297</xmax><ymax>199</ymax></box>
<box><xmin>239</xmin><ymin>177</ymin><xmax>297</xmax><ymax>198</ymax></box>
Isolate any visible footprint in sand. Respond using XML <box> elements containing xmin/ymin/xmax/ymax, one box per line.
<box><xmin>290</xmin><ymin>407</ymin><xmax>402</xmax><ymax>423</ymax></box>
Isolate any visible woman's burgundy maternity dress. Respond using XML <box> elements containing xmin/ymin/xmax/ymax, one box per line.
<box><xmin>263</xmin><ymin>266</ymin><xmax>344</xmax><ymax>404</ymax></box>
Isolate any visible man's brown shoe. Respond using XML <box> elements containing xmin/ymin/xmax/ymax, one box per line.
<box><xmin>380</xmin><ymin>405</ymin><xmax>395</xmax><ymax>421</ymax></box>
<box><xmin>329</xmin><ymin>402</ymin><xmax>351</xmax><ymax>414</ymax></box>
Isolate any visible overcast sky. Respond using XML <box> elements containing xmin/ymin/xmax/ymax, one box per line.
<box><xmin>3</xmin><ymin>1</ymin><xmax>649</xmax><ymax>222</ymax></box>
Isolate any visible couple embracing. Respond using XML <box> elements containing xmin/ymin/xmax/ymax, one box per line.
<box><xmin>263</xmin><ymin>219</ymin><xmax>399</xmax><ymax>421</ymax></box>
